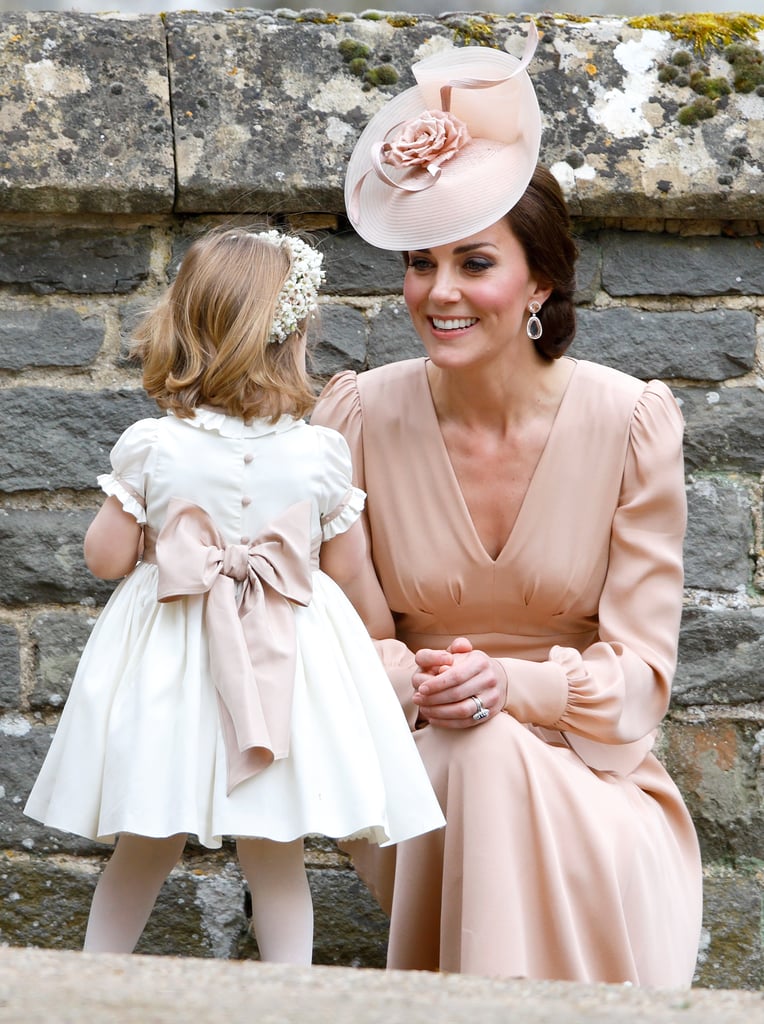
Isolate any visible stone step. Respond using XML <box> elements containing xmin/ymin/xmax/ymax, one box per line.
<box><xmin>0</xmin><ymin>947</ymin><xmax>762</xmax><ymax>1024</ymax></box>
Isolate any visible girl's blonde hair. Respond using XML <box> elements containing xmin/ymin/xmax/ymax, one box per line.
<box><xmin>133</xmin><ymin>227</ymin><xmax>318</xmax><ymax>422</ymax></box>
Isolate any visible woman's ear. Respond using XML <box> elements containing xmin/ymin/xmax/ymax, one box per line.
<box><xmin>531</xmin><ymin>279</ymin><xmax>553</xmax><ymax>307</ymax></box>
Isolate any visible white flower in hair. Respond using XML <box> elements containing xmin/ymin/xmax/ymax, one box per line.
<box><xmin>258</xmin><ymin>230</ymin><xmax>325</xmax><ymax>344</ymax></box>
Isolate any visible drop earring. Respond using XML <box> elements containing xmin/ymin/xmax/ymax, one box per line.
<box><xmin>526</xmin><ymin>301</ymin><xmax>543</xmax><ymax>341</ymax></box>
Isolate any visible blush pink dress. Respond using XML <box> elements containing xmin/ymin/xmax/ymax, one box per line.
<box><xmin>312</xmin><ymin>356</ymin><xmax>703</xmax><ymax>987</ymax></box>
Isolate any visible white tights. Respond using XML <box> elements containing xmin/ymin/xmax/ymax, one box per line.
<box><xmin>83</xmin><ymin>833</ymin><xmax>313</xmax><ymax>964</ymax></box>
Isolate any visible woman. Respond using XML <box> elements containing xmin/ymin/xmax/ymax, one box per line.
<box><xmin>312</xmin><ymin>23</ymin><xmax>702</xmax><ymax>986</ymax></box>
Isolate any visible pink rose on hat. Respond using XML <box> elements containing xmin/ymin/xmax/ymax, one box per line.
<box><xmin>382</xmin><ymin>110</ymin><xmax>471</xmax><ymax>171</ymax></box>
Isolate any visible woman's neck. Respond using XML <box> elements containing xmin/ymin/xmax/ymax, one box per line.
<box><xmin>426</xmin><ymin>352</ymin><xmax>574</xmax><ymax>434</ymax></box>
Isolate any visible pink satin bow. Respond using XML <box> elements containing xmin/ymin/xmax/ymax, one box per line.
<box><xmin>153</xmin><ymin>498</ymin><xmax>314</xmax><ymax>795</ymax></box>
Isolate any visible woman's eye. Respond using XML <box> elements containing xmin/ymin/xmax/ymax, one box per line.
<box><xmin>407</xmin><ymin>256</ymin><xmax>433</xmax><ymax>271</ymax></box>
<box><xmin>464</xmin><ymin>258</ymin><xmax>493</xmax><ymax>273</ymax></box>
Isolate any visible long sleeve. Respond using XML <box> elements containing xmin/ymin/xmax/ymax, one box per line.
<box><xmin>498</xmin><ymin>380</ymin><xmax>686</xmax><ymax>768</ymax></box>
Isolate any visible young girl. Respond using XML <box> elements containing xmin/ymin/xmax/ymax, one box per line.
<box><xmin>24</xmin><ymin>226</ymin><xmax>445</xmax><ymax>963</ymax></box>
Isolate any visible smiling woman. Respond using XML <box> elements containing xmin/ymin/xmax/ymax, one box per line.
<box><xmin>403</xmin><ymin>221</ymin><xmax>552</xmax><ymax>376</ymax></box>
<box><xmin>312</xmin><ymin>21</ymin><xmax>703</xmax><ymax>987</ymax></box>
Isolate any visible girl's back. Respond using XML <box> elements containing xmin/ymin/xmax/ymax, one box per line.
<box><xmin>119</xmin><ymin>411</ymin><xmax>353</xmax><ymax>551</ymax></box>
<box><xmin>23</xmin><ymin>226</ymin><xmax>444</xmax><ymax>961</ymax></box>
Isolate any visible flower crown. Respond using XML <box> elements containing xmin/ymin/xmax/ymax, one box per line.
<box><xmin>257</xmin><ymin>230</ymin><xmax>325</xmax><ymax>344</ymax></box>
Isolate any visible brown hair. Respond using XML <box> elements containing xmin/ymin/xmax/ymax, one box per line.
<box><xmin>132</xmin><ymin>227</ymin><xmax>318</xmax><ymax>422</ymax></box>
<box><xmin>505</xmin><ymin>164</ymin><xmax>578</xmax><ymax>360</ymax></box>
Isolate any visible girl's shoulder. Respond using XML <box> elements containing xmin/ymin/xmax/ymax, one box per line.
<box><xmin>302</xmin><ymin>419</ymin><xmax>352</xmax><ymax>461</ymax></box>
<box><xmin>112</xmin><ymin>416</ymin><xmax>163</xmax><ymax>457</ymax></box>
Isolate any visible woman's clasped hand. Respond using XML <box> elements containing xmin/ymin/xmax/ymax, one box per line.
<box><xmin>413</xmin><ymin>637</ymin><xmax>509</xmax><ymax>729</ymax></box>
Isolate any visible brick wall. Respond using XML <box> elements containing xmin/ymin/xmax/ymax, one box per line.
<box><xmin>0</xmin><ymin>10</ymin><xmax>762</xmax><ymax>988</ymax></box>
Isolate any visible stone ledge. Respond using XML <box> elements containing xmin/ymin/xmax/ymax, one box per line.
<box><xmin>1</xmin><ymin>11</ymin><xmax>762</xmax><ymax>218</ymax></box>
<box><xmin>0</xmin><ymin>13</ymin><xmax>173</xmax><ymax>213</ymax></box>
<box><xmin>0</xmin><ymin>947</ymin><xmax>763</xmax><ymax>1024</ymax></box>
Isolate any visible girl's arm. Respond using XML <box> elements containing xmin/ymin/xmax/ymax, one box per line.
<box><xmin>320</xmin><ymin>519</ymin><xmax>395</xmax><ymax>640</ymax></box>
<box><xmin>83</xmin><ymin>495</ymin><xmax>143</xmax><ymax>580</ymax></box>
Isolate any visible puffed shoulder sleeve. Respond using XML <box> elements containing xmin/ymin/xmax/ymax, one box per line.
<box><xmin>311</xmin><ymin>370</ymin><xmax>366</xmax><ymax>492</ymax></box>
<box><xmin>313</xmin><ymin>425</ymin><xmax>366</xmax><ymax>541</ymax></box>
<box><xmin>500</xmin><ymin>379</ymin><xmax>687</xmax><ymax>772</ymax></box>
<box><xmin>313</xmin><ymin>371</ymin><xmax>419</xmax><ymax>728</ymax></box>
<box><xmin>96</xmin><ymin>418</ymin><xmax>159</xmax><ymax>525</ymax></box>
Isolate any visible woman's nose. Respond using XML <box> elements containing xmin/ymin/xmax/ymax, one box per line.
<box><xmin>429</xmin><ymin>268</ymin><xmax>460</xmax><ymax>302</ymax></box>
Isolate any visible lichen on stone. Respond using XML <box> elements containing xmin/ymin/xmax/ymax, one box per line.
<box><xmin>628</xmin><ymin>13</ymin><xmax>764</xmax><ymax>54</ymax></box>
<box><xmin>295</xmin><ymin>10</ymin><xmax>341</xmax><ymax>25</ymax></box>
<box><xmin>448</xmin><ymin>17</ymin><xmax>497</xmax><ymax>48</ymax></box>
<box><xmin>385</xmin><ymin>15</ymin><xmax>418</xmax><ymax>29</ymax></box>
<box><xmin>548</xmin><ymin>14</ymin><xmax>591</xmax><ymax>25</ymax></box>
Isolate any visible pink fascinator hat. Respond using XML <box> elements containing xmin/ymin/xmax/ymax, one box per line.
<box><xmin>344</xmin><ymin>21</ymin><xmax>543</xmax><ymax>251</ymax></box>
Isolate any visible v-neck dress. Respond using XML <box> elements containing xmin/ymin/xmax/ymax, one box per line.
<box><xmin>311</xmin><ymin>357</ymin><xmax>703</xmax><ymax>987</ymax></box>
<box><xmin>24</xmin><ymin>408</ymin><xmax>445</xmax><ymax>850</ymax></box>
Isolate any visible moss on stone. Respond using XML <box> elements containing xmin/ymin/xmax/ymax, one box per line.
<box><xmin>338</xmin><ymin>35</ymin><xmax>398</xmax><ymax>90</ymax></box>
<box><xmin>338</xmin><ymin>38</ymin><xmax>371</xmax><ymax>62</ymax></box>
<box><xmin>628</xmin><ymin>13</ymin><xmax>764</xmax><ymax>54</ymax></box>
<box><xmin>364</xmin><ymin>63</ymin><xmax>399</xmax><ymax>86</ymax></box>
<box><xmin>658</xmin><ymin>64</ymin><xmax>680</xmax><ymax>83</ymax></box>
<box><xmin>725</xmin><ymin>42</ymin><xmax>764</xmax><ymax>93</ymax></box>
<box><xmin>348</xmin><ymin>57</ymin><xmax>368</xmax><ymax>78</ymax></box>
<box><xmin>656</xmin><ymin>30</ymin><xmax>761</xmax><ymax>123</ymax></box>
<box><xmin>671</xmin><ymin>49</ymin><xmax>693</xmax><ymax>67</ymax></box>
<box><xmin>677</xmin><ymin>95</ymin><xmax>716</xmax><ymax>125</ymax></box>
<box><xmin>690</xmin><ymin>71</ymin><xmax>732</xmax><ymax>99</ymax></box>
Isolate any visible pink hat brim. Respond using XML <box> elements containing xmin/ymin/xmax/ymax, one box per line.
<box><xmin>344</xmin><ymin>32</ymin><xmax>542</xmax><ymax>251</ymax></box>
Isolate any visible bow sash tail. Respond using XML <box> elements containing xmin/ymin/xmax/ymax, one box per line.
<box><xmin>152</xmin><ymin>498</ymin><xmax>314</xmax><ymax>794</ymax></box>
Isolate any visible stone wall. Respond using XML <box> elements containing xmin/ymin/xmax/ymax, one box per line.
<box><xmin>0</xmin><ymin>9</ymin><xmax>762</xmax><ymax>988</ymax></box>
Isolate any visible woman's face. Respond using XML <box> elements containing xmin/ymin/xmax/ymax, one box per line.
<box><xmin>403</xmin><ymin>217</ymin><xmax>549</xmax><ymax>372</ymax></box>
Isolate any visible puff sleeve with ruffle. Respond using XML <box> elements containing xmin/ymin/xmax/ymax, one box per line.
<box><xmin>312</xmin><ymin>422</ymin><xmax>366</xmax><ymax>541</ymax></box>
<box><xmin>499</xmin><ymin>379</ymin><xmax>687</xmax><ymax>758</ymax></box>
<box><xmin>96</xmin><ymin>418</ymin><xmax>160</xmax><ymax>525</ymax></box>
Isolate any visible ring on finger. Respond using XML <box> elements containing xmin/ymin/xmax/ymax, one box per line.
<box><xmin>471</xmin><ymin>695</ymin><xmax>489</xmax><ymax>722</ymax></box>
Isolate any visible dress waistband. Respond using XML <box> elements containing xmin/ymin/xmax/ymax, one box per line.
<box><xmin>142</xmin><ymin>524</ymin><xmax>320</xmax><ymax>573</ymax></box>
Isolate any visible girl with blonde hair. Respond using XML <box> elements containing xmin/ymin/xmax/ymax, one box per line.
<box><xmin>25</xmin><ymin>226</ymin><xmax>444</xmax><ymax>962</ymax></box>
